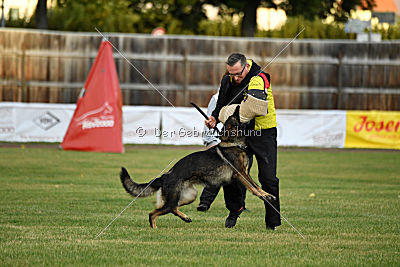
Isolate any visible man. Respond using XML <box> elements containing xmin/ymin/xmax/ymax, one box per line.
<box><xmin>205</xmin><ymin>53</ymin><xmax>281</xmax><ymax>230</ymax></box>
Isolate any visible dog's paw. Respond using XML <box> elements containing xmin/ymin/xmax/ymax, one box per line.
<box><xmin>183</xmin><ymin>217</ymin><xmax>192</xmax><ymax>223</ymax></box>
<box><xmin>260</xmin><ymin>192</ymin><xmax>276</xmax><ymax>202</ymax></box>
<box><xmin>267</xmin><ymin>194</ymin><xmax>276</xmax><ymax>201</ymax></box>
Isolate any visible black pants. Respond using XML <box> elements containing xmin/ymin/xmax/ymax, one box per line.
<box><xmin>223</xmin><ymin>127</ymin><xmax>281</xmax><ymax>228</ymax></box>
<box><xmin>199</xmin><ymin>185</ymin><xmax>221</xmax><ymax>207</ymax></box>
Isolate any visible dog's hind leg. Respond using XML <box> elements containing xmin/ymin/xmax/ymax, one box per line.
<box><xmin>149</xmin><ymin>207</ymin><xmax>172</xmax><ymax>229</ymax></box>
<box><xmin>170</xmin><ymin>184</ymin><xmax>197</xmax><ymax>223</ymax></box>
<box><xmin>178</xmin><ymin>183</ymin><xmax>197</xmax><ymax>207</ymax></box>
<box><xmin>172</xmin><ymin>208</ymin><xmax>192</xmax><ymax>223</ymax></box>
<box><xmin>149</xmin><ymin>193</ymin><xmax>181</xmax><ymax>229</ymax></box>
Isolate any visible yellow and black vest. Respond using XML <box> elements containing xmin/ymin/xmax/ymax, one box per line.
<box><xmin>239</xmin><ymin>60</ymin><xmax>277</xmax><ymax>130</ymax></box>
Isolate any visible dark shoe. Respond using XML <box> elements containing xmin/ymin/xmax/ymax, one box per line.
<box><xmin>225</xmin><ymin>208</ymin><xmax>244</xmax><ymax>228</ymax></box>
<box><xmin>266</xmin><ymin>225</ymin><xmax>277</xmax><ymax>231</ymax></box>
<box><xmin>197</xmin><ymin>204</ymin><xmax>209</xmax><ymax>212</ymax></box>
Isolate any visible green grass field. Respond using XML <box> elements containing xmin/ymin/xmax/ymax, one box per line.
<box><xmin>0</xmin><ymin>145</ymin><xmax>399</xmax><ymax>266</ymax></box>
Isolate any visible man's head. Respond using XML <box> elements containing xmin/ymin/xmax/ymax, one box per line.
<box><xmin>226</xmin><ymin>53</ymin><xmax>249</xmax><ymax>84</ymax></box>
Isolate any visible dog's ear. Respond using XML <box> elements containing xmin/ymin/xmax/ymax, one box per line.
<box><xmin>233</xmin><ymin>105</ymin><xmax>240</xmax><ymax>120</ymax></box>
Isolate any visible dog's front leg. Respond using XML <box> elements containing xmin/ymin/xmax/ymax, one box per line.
<box><xmin>234</xmin><ymin>172</ymin><xmax>274</xmax><ymax>200</ymax></box>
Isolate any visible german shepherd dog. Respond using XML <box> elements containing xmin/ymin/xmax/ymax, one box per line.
<box><xmin>120</xmin><ymin>106</ymin><xmax>275</xmax><ymax>228</ymax></box>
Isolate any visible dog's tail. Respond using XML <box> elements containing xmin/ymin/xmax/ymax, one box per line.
<box><xmin>120</xmin><ymin>167</ymin><xmax>163</xmax><ymax>197</ymax></box>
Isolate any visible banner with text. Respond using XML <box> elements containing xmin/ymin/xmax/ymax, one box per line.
<box><xmin>1</xmin><ymin>103</ymin><xmax>399</xmax><ymax>150</ymax></box>
<box><xmin>276</xmin><ymin>110</ymin><xmax>347</xmax><ymax>148</ymax></box>
<box><xmin>0</xmin><ymin>103</ymin><xmax>75</xmax><ymax>143</ymax></box>
<box><xmin>161</xmin><ymin>107</ymin><xmax>206</xmax><ymax>145</ymax></box>
<box><xmin>122</xmin><ymin>106</ymin><xmax>162</xmax><ymax>144</ymax></box>
<box><xmin>345</xmin><ymin>111</ymin><xmax>400</xmax><ymax>149</ymax></box>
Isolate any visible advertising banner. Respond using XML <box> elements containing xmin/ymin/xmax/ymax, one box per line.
<box><xmin>123</xmin><ymin>106</ymin><xmax>162</xmax><ymax>144</ymax></box>
<box><xmin>345</xmin><ymin>111</ymin><xmax>400</xmax><ymax>149</ymax></box>
<box><xmin>161</xmin><ymin>107</ymin><xmax>206</xmax><ymax>145</ymax></box>
<box><xmin>0</xmin><ymin>104</ymin><xmax>16</xmax><ymax>141</ymax></box>
<box><xmin>276</xmin><ymin>110</ymin><xmax>347</xmax><ymax>148</ymax></box>
<box><xmin>0</xmin><ymin>103</ymin><xmax>75</xmax><ymax>142</ymax></box>
<box><xmin>15</xmin><ymin>105</ymin><xmax>75</xmax><ymax>143</ymax></box>
<box><xmin>2</xmin><ymin>103</ymin><xmax>399</xmax><ymax>150</ymax></box>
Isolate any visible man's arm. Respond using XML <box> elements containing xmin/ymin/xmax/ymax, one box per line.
<box><xmin>211</xmin><ymin>76</ymin><xmax>230</xmax><ymax>122</ymax></box>
<box><xmin>203</xmin><ymin>94</ymin><xmax>220</xmax><ymax>145</ymax></box>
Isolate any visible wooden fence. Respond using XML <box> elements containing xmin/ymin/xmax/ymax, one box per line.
<box><xmin>1</xmin><ymin>28</ymin><xmax>400</xmax><ymax>110</ymax></box>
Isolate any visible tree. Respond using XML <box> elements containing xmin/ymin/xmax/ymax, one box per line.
<box><xmin>206</xmin><ymin>0</ymin><xmax>375</xmax><ymax>36</ymax></box>
<box><xmin>241</xmin><ymin>0</ymin><xmax>261</xmax><ymax>37</ymax></box>
<box><xmin>205</xmin><ymin>0</ymin><xmax>277</xmax><ymax>37</ymax></box>
<box><xmin>127</xmin><ymin>0</ymin><xmax>208</xmax><ymax>34</ymax></box>
<box><xmin>37</xmin><ymin>0</ymin><xmax>377</xmax><ymax>37</ymax></box>
<box><xmin>335</xmin><ymin>0</ymin><xmax>376</xmax><ymax>22</ymax></box>
<box><xmin>279</xmin><ymin>0</ymin><xmax>376</xmax><ymax>22</ymax></box>
<box><xmin>35</xmin><ymin>0</ymin><xmax>48</xmax><ymax>29</ymax></box>
<box><xmin>48</xmin><ymin>0</ymin><xmax>138</xmax><ymax>32</ymax></box>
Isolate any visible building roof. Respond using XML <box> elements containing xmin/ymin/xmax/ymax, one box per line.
<box><xmin>372</xmin><ymin>0</ymin><xmax>398</xmax><ymax>13</ymax></box>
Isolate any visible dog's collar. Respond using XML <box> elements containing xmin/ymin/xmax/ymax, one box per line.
<box><xmin>219</xmin><ymin>142</ymin><xmax>247</xmax><ymax>150</ymax></box>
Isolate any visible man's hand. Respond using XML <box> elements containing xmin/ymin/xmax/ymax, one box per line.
<box><xmin>205</xmin><ymin>116</ymin><xmax>216</xmax><ymax>128</ymax></box>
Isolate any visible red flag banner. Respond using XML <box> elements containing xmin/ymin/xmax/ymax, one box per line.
<box><xmin>61</xmin><ymin>40</ymin><xmax>124</xmax><ymax>153</ymax></box>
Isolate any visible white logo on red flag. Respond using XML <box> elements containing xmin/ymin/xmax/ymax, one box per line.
<box><xmin>75</xmin><ymin>102</ymin><xmax>115</xmax><ymax>130</ymax></box>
